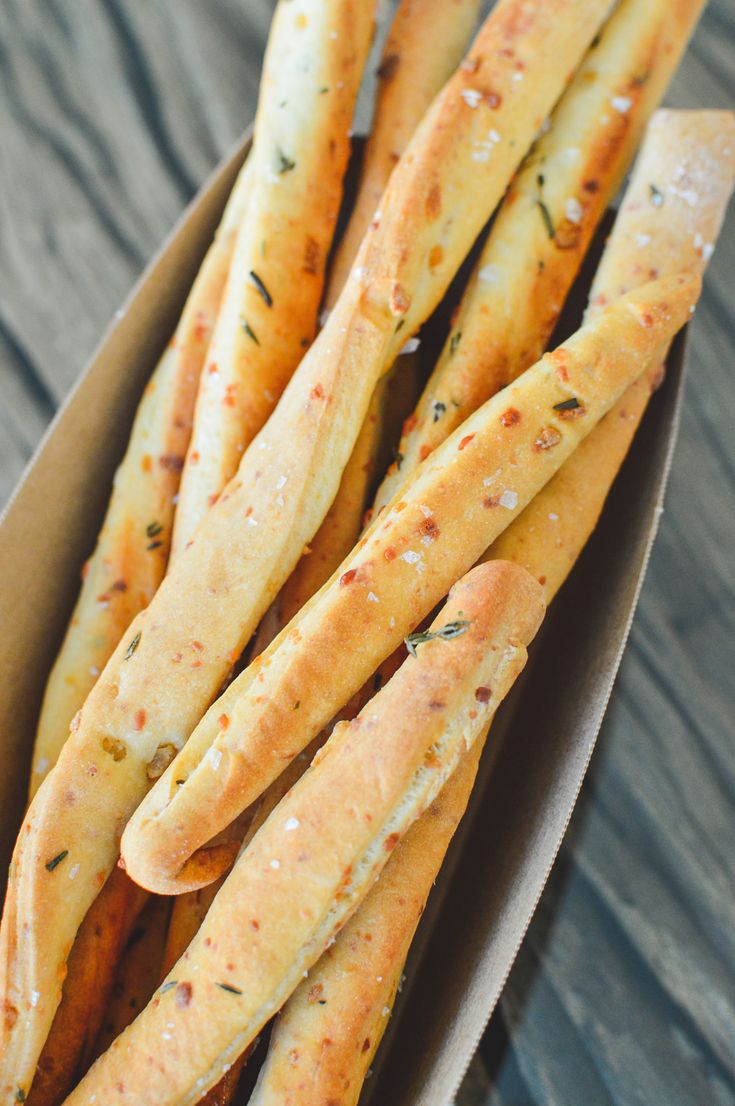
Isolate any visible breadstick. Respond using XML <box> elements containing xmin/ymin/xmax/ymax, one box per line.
<box><xmin>27</xmin><ymin>157</ymin><xmax>252</xmax><ymax>800</ymax></box>
<box><xmin>373</xmin><ymin>0</ymin><xmax>706</xmax><ymax>513</ymax></box>
<box><xmin>0</xmin><ymin>7</ymin><xmax>613</xmax><ymax>1093</ymax></box>
<box><xmin>276</xmin><ymin>0</ymin><xmax>480</xmax><ymax>627</ymax></box>
<box><xmin>65</xmin><ymin>563</ymin><xmax>546</xmax><ymax>1106</ymax></box>
<box><xmin>250</xmin><ymin>113</ymin><xmax>735</xmax><ymax>1103</ymax></box>
<box><xmin>93</xmin><ymin>896</ymin><xmax>172</xmax><ymax>1058</ymax></box>
<box><xmin>325</xmin><ymin>0</ymin><xmax>482</xmax><ymax>306</ymax></box>
<box><xmin>121</xmin><ymin>272</ymin><xmax>698</xmax><ymax>896</ymax></box>
<box><xmin>170</xmin><ymin>0</ymin><xmax>376</xmax><ymax>556</ymax></box>
<box><xmin>26</xmin><ymin>870</ymin><xmax>148</xmax><ymax>1106</ymax></box>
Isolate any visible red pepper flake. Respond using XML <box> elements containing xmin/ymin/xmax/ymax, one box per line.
<box><xmin>394</xmin><ymin>501</ymin><xmax>407</xmax><ymax>512</ymax></box>
<box><xmin>159</xmin><ymin>454</ymin><xmax>184</xmax><ymax>473</ymax></box>
<box><xmin>190</xmin><ymin>451</ymin><xmax>200</xmax><ymax>464</ymax></box>
<box><xmin>583</xmin><ymin>179</ymin><xmax>600</xmax><ymax>193</ymax></box>
<box><xmin>428</xmin><ymin>244</ymin><xmax>444</xmax><ymax>269</ymax></box>
<box><xmin>486</xmin><ymin>89</ymin><xmax>502</xmax><ymax>109</ymax></box>
<box><xmin>483</xmin><ymin>495</ymin><xmax>500</xmax><ymax>508</ymax></box>
<box><xmin>191</xmin><ymin>641</ymin><xmax>204</xmax><ymax>652</ymax></box>
<box><xmin>428</xmin><ymin>699</ymin><xmax>445</xmax><ymax>711</ymax></box>
<box><xmin>141</xmin><ymin>455</ymin><xmax>153</xmax><ymax>474</ymax></box>
<box><xmin>362</xmin><ymin>1038</ymin><xmax>371</xmax><ymax>1053</ymax></box>
<box><xmin>475</xmin><ymin>686</ymin><xmax>492</xmax><ymax>703</ymax></box>
<box><xmin>208</xmin><ymin>362</ymin><xmax>218</xmax><ymax>375</ymax></box>
<box><xmin>419</xmin><ymin>445</ymin><xmax>432</xmax><ymax>461</ymax></box>
<box><xmin>218</xmin><ymin>714</ymin><xmax>230</xmax><ymax>730</ymax></box>
<box><xmin>533</xmin><ymin>427</ymin><xmax>562</xmax><ymax>451</ymax></box>
<box><xmin>469</xmin><ymin>709</ymin><xmax>478</xmax><ymax>720</ymax></box>
<box><xmin>175</xmin><ymin>982</ymin><xmax>193</xmax><ymax>1008</ymax></box>
<box><xmin>419</xmin><ymin>517</ymin><xmax>440</xmax><ymax>541</ymax></box>
<box><xmin>459</xmin><ymin>434</ymin><xmax>475</xmax><ymax>451</ymax></box>
<box><xmin>377</xmin><ymin>52</ymin><xmax>400</xmax><ymax>81</ymax></box>
<box><xmin>426</xmin><ymin>184</ymin><xmax>442</xmax><ymax>219</ymax></box>
<box><xmin>310</xmin><ymin>383</ymin><xmax>325</xmax><ymax>400</ymax></box>
<box><xmin>308</xmin><ymin>983</ymin><xmax>324</xmax><ymax>1003</ymax></box>
<box><xmin>70</xmin><ymin>711</ymin><xmax>82</xmax><ymax>733</ymax></box>
<box><xmin>390</xmin><ymin>283</ymin><xmax>411</xmax><ymax>316</ymax></box>
<box><xmin>303</xmin><ymin>236</ymin><xmax>320</xmax><ymax>275</ymax></box>
<box><xmin>640</xmin><ymin>312</ymin><xmax>654</xmax><ymax>328</ymax></box>
<box><xmin>384</xmin><ymin>547</ymin><xmax>397</xmax><ymax>561</ymax></box>
<box><xmin>500</xmin><ymin>408</ymin><xmax>521</xmax><ymax>427</ymax></box>
<box><xmin>339</xmin><ymin>569</ymin><xmax>358</xmax><ymax>587</ymax></box>
<box><xmin>250</xmin><ymin>919</ymin><xmax>260</xmax><ymax>931</ymax></box>
<box><xmin>288</xmin><ymin>1050</ymin><xmax>299</xmax><ymax>1067</ymax></box>
<box><xmin>538</xmin><ymin>575</ymin><xmax>547</xmax><ymax>585</ymax></box>
<box><xmin>81</xmin><ymin>560</ymin><xmax>90</xmax><ymax>581</ymax></box>
<box><xmin>384</xmin><ymin>833</ymin><xmax>400</xmax><ymax>852</ymax></box>
<box><xmin>402</xmin><ymin>413</ymin><xmax>418</xmax><ymax>436</ymax></box>
<box><xmin>132</xmin><ymin>709</ymin><xmax>147</xmax><ymax>731</ymax></box>
<box><xmin>171</xmin><ymin>652</ymin><xmax>182</xmax><ymax>664</ymax></box>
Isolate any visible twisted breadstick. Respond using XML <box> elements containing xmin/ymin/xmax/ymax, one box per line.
<box><xmin>171</xmin><ymin>0</ymin><xmax>376</xmax><ymax>556</ymax></box>
<box><xmin>28</xmin><ymin>157</ymin><xmax>252</xmax><ymax>799</ymax></box>
<box><xmin>373</xmin><ymin>0</ymin><xmax>706</xmax><ymax>513</ymax></box>
<box><xmin>122</xmin><ymin>272</ymin><xmax>698</xmax><ymax>895</ymax></box>
<box><xmin>248</xmin><ymin>109</ymin><xmax>735</xmax><ymax>1106</ymax></box>
<box><xmin>65</xmin><ymin>562</ymin><xmax>545</xmax><ymax>1106</ymax></box>
<box><xmin>0</xmin><ymin>7</ymin><xmax>612</xmax><ymax>1096</ymax></box>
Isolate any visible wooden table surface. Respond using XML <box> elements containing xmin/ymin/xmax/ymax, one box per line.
<box><xmin>1</xmin><ymin>3</ymin><xmax>733</xmax><ymax>1103</ymax></box>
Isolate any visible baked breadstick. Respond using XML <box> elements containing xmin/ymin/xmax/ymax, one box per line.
<box><xmin>0</xmin><ymin>7</ymin><xmax>612</xmax><ymax>1094</ymax></box>
<box><xmin>26</xmin><ymin>870</ymin><xmax>148</xmax><ymax>1106</ymax></box>
<box><xmin>27</xmin><ymin>157</ymin><xmax>252</xmax><ymax>800</ymax></box>
<box><xmin>65</xmin><ymin>563</ymin><xmax>545</xmax><ymax>1106</ymax></box>
<box><xmin>250</xmin><ymin>114</ymin><xmax>735</xmax><ymax>1103</ymax></box>
<box><xmin>171</xmin><ymin>0</ymin><xmax>376</xmax><ymax>555</ymax></box>
<box><xmin>276</xmin><ymin>0</ymin><xmax>480</xmax><ymax>627</ymax></box>
<box><xmin>325</xmin><ymin>0</ymin><xmax>482</xmax><ymax>306</ymax></box>
<box><xmin>122</xmin><ymin>272</ymin><xmax>698</xmax><ymax>896</ymax></box>
<box><xmin>373</xmin><ymin>0</ymin><xmax>706</xmax><ymax>513</ymax></box>
<box><xmin>93</xmin><ymin>896</ymin><xmax>172</xmax><ymax>1057</ymax></box>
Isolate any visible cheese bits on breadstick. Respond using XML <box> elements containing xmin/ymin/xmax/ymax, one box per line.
<box><xmin>66</xmin><ymin>562</ymin><xmax>545</xmax><ymax>1106</ymax></box>
<box><xmin>1</xmin><ymin>6</ymin><xmax>612</xmax><ymax>1095</ymax></box>
<box><xmin>171</xmin><ymin>0</ymin><xmax>377</xmax><ymax>555</ymax></box>
<box><xmin>123</xmin><ymin>272</ymin><xmax>698</xmax><ymax>895</ymax></box>
<box><xmin>374</xmin><ymin>0</ymin><xmax>706</xmax><ymax>513</ymax></box>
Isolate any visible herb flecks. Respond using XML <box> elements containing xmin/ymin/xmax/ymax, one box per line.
<box><xmin>16</xmin><ymin>1090</ymin><xmax>26</xmax><ymax>1104</ymax></box>
<box><xmin>553</xmin><ymin>397</ymin><xmax>581</xmax><ymax>412</ymax></box>
<box><xmin>249</xmin><ymin>270</ymin><xmax>273</xmax><ymax>308</ymax></box>
<box><xmin>432</xmin><ymin>401</ymin><xmax>447</xmax><ymax>423</ymax></box>
<box><xmin>405</xmin><ymin>620</ymin><xmax>471</xmax><ymax>657</ymax></box>
<box><xmin>393</xmin><ymin>448</ymin><xmax>404</xmax><ymax>471</ymax></box>
<box><xmin>450</xmin><ymin>332</ymin><xmax>462</xmax><ymax>355</ymax></box>
<box><xmin>125</xmin><ymin>632</ymin><xmax>141</xmax><ymax>660</ymax></box>
<box><xmin>240</xmin><ymin>317</ymin><xmax>260</xmax><ymax>345</ymax></box>
<box><xmin>147</xmin><ymin>540</ymin><xmax>163</xmax><ymax>552</ymax></box>
<box><xmin>535</xmin><ymin>174</ymin><xmax>555</xmax><ymax>239</ymax></box>
<box><xmin>277</xmin><ymin>148</ymin><xmax>296</xmax><ymax>174</ymax></box>
<box><xmin>146</xmin><ymin>521</ymin><xmax>163</xmax><ymax>538</ymax></box>
<box><xmin>217</xmin><ymin>982</ymin><xmax>243</xmax><ymax>995</ymax></box>
<box><xmin>649</xmin><ymin>183</ymin><xmax>664</xmax><ymax>207</ymax></box>
<box><xmin>160</xmin><ymin>980</ymin><xmax>178</xmax><ymax>994</ymax></box>
<box><xmin>45</xmin><ymin>850</ymin><xmax>69</xmax><ymax>872</ymax></box>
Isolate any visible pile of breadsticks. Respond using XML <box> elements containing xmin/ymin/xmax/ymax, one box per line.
<box><xmin>2</xmin><ymin>0</ymin><xmax>733</xmax><ymax>1103</ymax></box>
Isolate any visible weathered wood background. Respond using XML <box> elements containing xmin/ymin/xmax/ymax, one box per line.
<box><xmin>0</xmin><ymin>2</ymin><xmax>733</xmax><ymax>1103</ymax></box>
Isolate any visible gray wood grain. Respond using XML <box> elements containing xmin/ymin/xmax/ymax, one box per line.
<box><xmin>0</xmin><ymin>3</ymin><xmax>733</xmax><ymax>1104</ymax></box>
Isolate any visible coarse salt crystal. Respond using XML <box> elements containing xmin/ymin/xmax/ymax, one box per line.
<box><xmin>499</xmin><ymin>490</ymin><xmax>518</xmax><ymax>510</ymax></box>
<box><xmin>419</xmin><ymin>504</ymin><xmax>433</xmax><ymax>517</ymax></box>
<box><xmin>31</xmin><ymin>991</ymin><xmax>40</xmax><ymax>1007</ymax></box>
<box><xmin>69</xmin><ymin>863</ymin><xmax>80</xmax><ymax>880</ymax></box>
<box><xmin>382</xmin><ymin>1006</ymin><xmax>391</xmax><ymax>1016</ymax></box>
<box><xmin>353</xmin><ymin>265</ymin><xmax>368</xmax><ymax>281</ymax></box>
<box><xmin>367</xmin><ymin>591</ymin><xmax>379</xmax><ymax>603</ymax></box>
<box><xmin>478</xmin><ymin>264</ymin><xmax>500</xmax><ymax>284</ymax></box>
<box><xmin>636</xmin><ymin>233</ymin><xmax>651</xmax><ymax>248</ymax></box>
<box><xmin>472</xmin><ymin>149</ymin><xmax>490</xmax><ymax>162</ymax></box>
<box><xmin>35</xmin><ymin>757</ymin><xmax>49</xmax><ymax>775</ymax></box>
<box><xmin>461</xmin><ymin>89</ymin><xmax>482</xmax><ymax>108</ymax></box>
<box><xmin>400</xmin><ymin>337</ymin><xmax>420</xmax><ymax>355</ymax></box>
<box><xmin>512</xmin><ymin>71</ymin><xmax>523</xmax><ymax>81</ymax></box>
<box><xmin>205</xmin><ymin>747</ymin><xmax>222</xmax><ymax>771</ymax></box>
<box><xmin>548</xmin><ymin>512</ymin><xmax>559</xmax><ymax>521</ymax></box>
<box><xmin>247</xmin><ymin>516</ymin><xmax>258</xmax><ymax>527</ymax></box>
<box><xmin>400</xmin><ymin>551</ymin><xmax>421</xmax><ymax>564</ymax></box>
<box><xmin>611</xmin><ymin>95</ymin><xmax>632</xmax><ymax>113</ymax></box>
<box><xmin>565</xmin><ymin>197</ymin><xmax>582</xmax><ymax>224</ymax></box>
<box><xmin>483</xmin><ymin>468</ymin><xmax>502</xmax><ymax>487</ymax></box>
<box><xmin>703</xmin><ymin>243</ymin><xmax>714</xmax><ymax>261</ymax></box>
<box><xmin>270</xmin><ymin>859</ymin><xmax>281</xmax><ymax>870</ymax></box>
<box><xmin>276</xmin><ymin>474</ymin><xmax>288</xmax><ymax>489</ymax></box>
<box><xmin>284</xmin><ymin>817</ymin><xmax>300</xmax><ymax>832</ymax></box>
<box><xmin>90</xmin><ymin>665</ymin><xmax>100</xmax><ymax>677</ymax></box>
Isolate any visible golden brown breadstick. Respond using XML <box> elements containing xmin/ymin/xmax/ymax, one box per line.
<box><xmin>216</xmin><ymin>110</ymin><xmax>735</xmax><ymax>1106</ymax></box>
<box><xmin>171</xmin><ymin>0</ymin><xmax>376</xmax><ymax>555</ymax></box>
<box><xmin>26</xmin><ymin>871</ymin><xmax>148</xmax><ymax>1106</ymax></box>
<box><xmin>325</xmin><ymin>0</ymin><xmax>482</xmax><ymax>307</ymax></box>
<box><xmin>373</xmin><ymin>0</ymin><xmax>706</xmax><ymax>513</ymax></box>
<box><xmin>27</xmin><ymin>157</ymin><xmax>252</xmax><ymax>800</ymax></box>
<box><xmin>122</xmin><ymin>272</ymin><xmax>698</xmax><ymax>896</ymax></box>
<box><xmin>270</xmin><ymin>0</ymin><xmax>487</xmax><ymax>628</ymax></box>
<box><xmin>93</xmin><ymin>896</ymin><xmax>172</xmax><ymax>1058</ymax></box>
<box><xmin>65</xmin><ymin>563</ymin><xmax>545</xmax><ymax>1106</ymax></box>
<box><xmin>0</xmin><ymin>9</ymin><xmax>612</xmax><ymax>1094</ymax></box>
